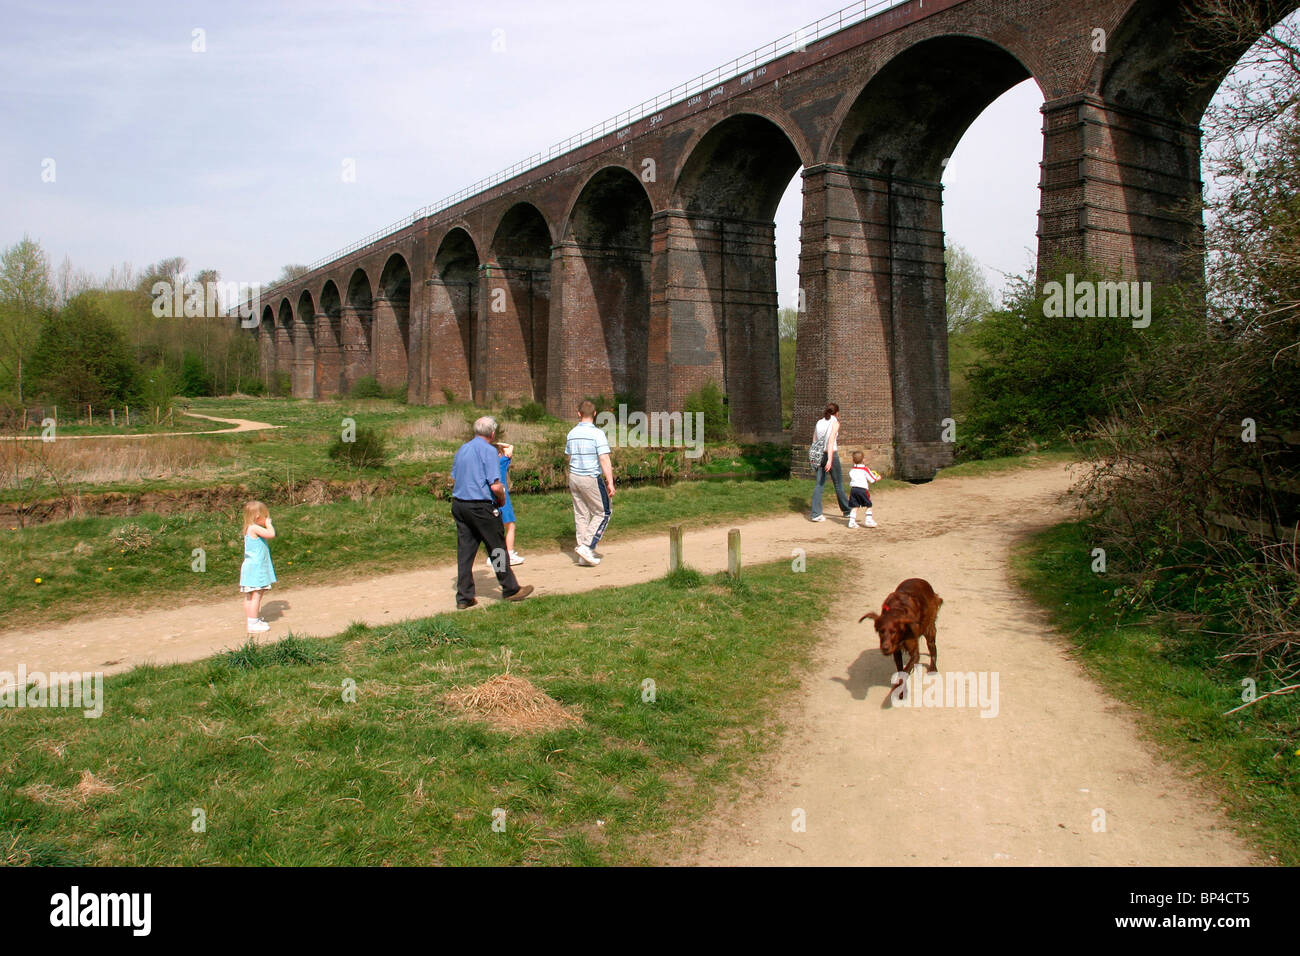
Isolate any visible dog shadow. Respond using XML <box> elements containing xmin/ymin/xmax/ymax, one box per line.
<box><xmin>830</xmin><ymin>648</ymin><xmax>907</xmax><ymax>707</ymax></box>
<box><xmin>260</xmin><ymin>599</ymin><xmax>289</xmax><ymax>622</ymax></box>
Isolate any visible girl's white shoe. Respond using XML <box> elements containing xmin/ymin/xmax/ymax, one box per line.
<box><xmin>247</xmin><ymin>618</ymin><xmax>270</xmax><ymax>633</ymax></box>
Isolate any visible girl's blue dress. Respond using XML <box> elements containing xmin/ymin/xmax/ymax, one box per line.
<box><xmin>240</xmin><ymin>533</ymin><xmax>277</xmax><ymax>589</ymax></box>
<box><xmin>498</xmin><ymin>455</ymin><xmax>516</xmax><ymax>524</ymax></box>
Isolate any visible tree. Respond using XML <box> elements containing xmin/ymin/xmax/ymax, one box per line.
<box><xmin>26</xmin><ymin>294</ymin><xmax>138</xmax><ymax>407</ymax></box>
<box><xmin>0</xmin><ymin>235</ymin><xmax>55</xmax><ymax>402</ymax></box>
<box><xmin>178</xmin><ymin>351</ymin><xmax>212</xmax><ymax>397</ymax></box>
<box><xmin>945</xmin><ymin>243</ymin><xmax>995</xmax><ymax>333</ymax></box>
<box><xmin>272</xmin><ymin>264</ymin><xmax>310</xmax><ymax>287</ymax></box>
<box><xmin>778</xmin><ymin>306</ymin><xmax>799</xmax><ymax>341</ymax></box>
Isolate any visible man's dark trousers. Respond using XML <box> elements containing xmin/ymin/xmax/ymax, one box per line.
<box><xmin>452</xmin><ymin>497</ymin><xmax>521</xmax><ymax>604</ymax></box>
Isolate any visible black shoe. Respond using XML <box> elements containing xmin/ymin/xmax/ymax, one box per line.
<box><xmin>503</xmin><ymin>585</ymin><xmax>534</xmax><ymax>602</ymax></box>
<box><xmin>456</xmin><ymin>599</ymin><xmax>478</xmax><ymax>610</ymax></box>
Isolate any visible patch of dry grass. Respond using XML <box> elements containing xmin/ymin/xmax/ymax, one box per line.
<box><xmin>392</xmin><ymin>417</ymin><xmax>551</xmax><ymax>463</ymax></box>
<box><xmin>0</xmin><ymin>437</ymin><xmax>224</xmax><ymax>488</ymax></box>
<box><xmin>442</xmin><ymin>651</ymin><xmax>583</xmax><ymax>735</ymax></box>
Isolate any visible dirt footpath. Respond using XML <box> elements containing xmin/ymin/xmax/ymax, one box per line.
<box><xmin>0</xmin><ymin>463</ymin><xmax>1259</xmax><ymax>865</ymax></box>
<box><xmin>0</xmin><ymin>412</ymin><xmax>279</xmax><ymax>441</ymax></box>
<box><xmin>679</xmin><ymin>466</ymin><xmax>1260</xmax><ymax>866</ymax></box>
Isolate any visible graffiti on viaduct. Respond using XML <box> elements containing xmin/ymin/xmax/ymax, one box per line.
<box><xmin>250</xmin><ymin>0</ymin><xmax>1296</xmax><ymax>478</ymax></box>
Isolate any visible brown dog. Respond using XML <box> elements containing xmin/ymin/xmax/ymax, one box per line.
<box><xmin>859</xmin><ymin>578</ymin><xmax>942</xmax><ymax>699</ymax></box>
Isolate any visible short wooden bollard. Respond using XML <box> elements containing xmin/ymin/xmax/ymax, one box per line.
<box><xmin>727</xmin><ymin>528</ymin><xmax>741</xmax><ymax>578</ymax></box>
<box><xmin>669</xmin><ymin>525</ymin><xmax>683</xmax><ymax>572</ymax></box>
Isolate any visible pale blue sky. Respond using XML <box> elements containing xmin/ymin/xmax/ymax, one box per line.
<box><xmin>1</xmin><ymin>0</ymin><xmax>1056</xmax><ymax>305</ymax></box>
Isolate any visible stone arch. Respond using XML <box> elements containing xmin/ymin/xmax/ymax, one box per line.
<box><xmin>429</xmin><ymin>228</ymin><xmax>480</xmax><ymax>404</ymax></box>
<box><xmin>490</xmin><ymin>202</ymin><xmax>553</xmax><ymax>404</ymax></box>
<box><xmin>316</xmin><ymin>280</ymin><xmax>343</xmax><ymax>398</ymax></box>
<box><xmin>294</xmin><ymin>290</ymin><xmax>317</xmax><ymax>398</ymax></box>
<box><xmin>554</xmin><ymin>166</ymin><xmax>653</xmax><ymax>415</ymax></box>
<box><xmin>342</xmin><ymin>269</ymin><xmax>374</xmax><ymax>393</ymax></box>
<box><xmin>805</xmin><ymin>35</ymin><xmax>1039</xmax><ymax>478</ymax></box>
<box><xmin>1079</xmin><ymin>0</ymin><xmax>1300</xmax><ymax>283</ymax></box>
<box><xmin>276</xmin><ymin>299</ymin><xmax>294</xmax><ymax>395</ymax></box>
<box><xmin>375</xmin><ymin>254</ymin><xmax>411</xmax><ymax>395</ymax></box>
<box><xmin>663</xmin><ymin>113</ymin><xmax>803</xmax><ymax>440</ymax></box>
<box><xmin>1098</xmin><ymin>0</ymin><xmax>1300</xmax><ymax>121</ymax></box>
<box><xmin>259</xmin><ymin>304</ymin><xmax>276</xmax><ymax>389</ymax></box>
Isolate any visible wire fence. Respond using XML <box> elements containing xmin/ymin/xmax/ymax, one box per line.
<box><xmin>243</xmin><ymin>0</ymin><xmax>911</xmax><ymax>313</ymax></box>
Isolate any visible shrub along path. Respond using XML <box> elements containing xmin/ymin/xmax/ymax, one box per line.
<box><xmin>0</xmin><ymin>462</ymin><xmax>1260</xmax><ymax>864</ymax></box>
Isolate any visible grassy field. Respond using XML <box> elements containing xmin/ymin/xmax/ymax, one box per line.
<box><xmin>0</xmin><ymin>395</ymin><xmax>789</xmax><ymax>503</ymax></box>
<box><xmin>0</xmin><ymin>473</ymin><xmax>866</xmax><ymax>626</ymax></box>
<box><xmin>0</xmin><ymin>558</ymin><xmax>844</xmax><ymax>866</ymax></box>
<box><xmin>1014</xmin><ymin>522</ymin><xmax>1300</xmax><ymax>866</ymax></box>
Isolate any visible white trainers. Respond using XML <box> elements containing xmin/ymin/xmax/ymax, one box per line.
<box><xmin>575</xmin><ymin>545</ymin><xmax>601</xmax><ymax>566</ymax></box>
<box><xmin>247</xmin><ymin>618</ymin><xmax>270</xmax><ymax>633</ymax></box>
<box><xmin>810</xmin><ymin>514</ymin><xmax>826</xmax><ymax>522</ymax></box>
<box><xmin>862</xmin><ymin>515</ymin><xmax>878</xmax><ymax>527</ymax></box>
<box><xmin>509</xmin><ymin>550</ymin><xmax>524</xmax><ymax>565</ymax></box>
<box><xmin>847</xmin><ymin>517</ymin><xmax>858</xmax><ymax>528</ymax></box>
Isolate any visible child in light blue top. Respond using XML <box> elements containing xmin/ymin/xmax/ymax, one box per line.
<box><xmin>240</xmin><ymin>500</ymin><xmax>276</xmax><ymax>633</ymax></box>
<box><xmin>488</xmin><ymin>441</ymin><xmax>524</xmax><ymax>568</ymax></box>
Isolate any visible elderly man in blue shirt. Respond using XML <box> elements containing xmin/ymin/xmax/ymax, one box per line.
<box><xmin>450</xmin><ymin>416</ymin><xmax>534</xmax><ymax>609</ymax></box>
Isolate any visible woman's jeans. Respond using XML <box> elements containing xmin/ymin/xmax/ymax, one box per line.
<box><xmin>811</xmin><ymin>452</ymin><xmax>851</xmax><ymax>518</ymax></box>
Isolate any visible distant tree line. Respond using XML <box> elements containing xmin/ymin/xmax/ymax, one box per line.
<box><xmin>0</xmin><ymin>239</ymin><xmax>270</xmax><ymax>411</ymax></box>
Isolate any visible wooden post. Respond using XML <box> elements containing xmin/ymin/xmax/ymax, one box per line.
<box><xmin>727</xmin><ymin>528</ymin><xmax>741</xmax><ymax>579</ymax></box>
<box><xmin>110</xmin><ymin>408</ymin><xmax>115</xmax><ymax>427</ymax></box>
<box><xmin>669</xmin><ymin>525</ymin><xmax>683</xmax><ymax>572</ymax></box>
<box><xmin>125</xmin><ymin>405</ymin><xmax>130</xmax><ymax>426</ymax></box>
<box><xmin>88</xmin><ymin>404</ymin><xmax>93</xmax><ymax>426</ymax></box>
<box><xmin>21</xmin><ymin>408</ymin><xmax>27</xmax><ymax>430</ymax></box>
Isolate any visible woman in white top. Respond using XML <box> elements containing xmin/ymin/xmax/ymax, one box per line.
<box><xmin>810</xmin><ymin>402</ymin><xmax>852</xmax><ymax>522</ymax></box>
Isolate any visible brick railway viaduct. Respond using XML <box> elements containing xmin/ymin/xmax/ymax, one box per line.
<box><xmin>249</xmin><ymin>0</ymin><xmax>1297</xmax><ymax>479</ymax></box>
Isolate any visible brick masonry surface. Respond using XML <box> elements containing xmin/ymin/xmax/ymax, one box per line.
<box><xmin>251</xmin><ymin>0</ymin><xmax>1297</xmax><ymax>479</ymax></box>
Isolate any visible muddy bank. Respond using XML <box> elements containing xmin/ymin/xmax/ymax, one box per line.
<box><xmin>1</xmin><ymin>476</ymin><xmax>426</xmax><ymax>527</ymax></box>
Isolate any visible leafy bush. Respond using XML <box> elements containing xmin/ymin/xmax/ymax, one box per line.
<box><xmin>502</xmin><ymin>400</ymin><xmax>547</xmax><ymax>423</ymax></box>
<box><xmin>327</xmin><ymin>425</ymin><xmax>389</xmax><ymax>468</ymax></box>
<box><xmin>958</xmin><ymin>267</ymin><xmax>1169</xmax><ymax>460</ymax></box>
<box><xmin>178</xmin><ymin>352</ymin><xmax>212</xmax><ymax>397</ymax></box>
<box><xmin>349</xmin><ymin>375</ymin><xmax>384</xmax><ymax>399</ymax></box>
<box><xmin>684</xmin><ymin>381</ymin><xmax>731</xmax><ymax>443</ymax></box>
<box><xmin>441</xmin><ymin>386</ymin><xmax>456</xmax><ymax>404</ymax></box>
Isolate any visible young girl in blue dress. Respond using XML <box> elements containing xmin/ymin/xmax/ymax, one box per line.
<box><xmin>240</xmin><ymin>500</ymin><xmax>276</xmax><ymax>633</ymax></box>
<box><xmin>496</xmin><ymin>441</ymin><xmax>523</xmax><ymax>566</ymax></box>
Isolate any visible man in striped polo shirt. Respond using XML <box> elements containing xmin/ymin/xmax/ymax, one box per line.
<box><xmin>564</xmin><ymin>400</ymin><xmax>615</xmax><ymax>566</ymax></box>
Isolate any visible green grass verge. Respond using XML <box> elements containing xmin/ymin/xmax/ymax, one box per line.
<box><xmin>1013</xmin><ymin>522</ymin><xmax>1299</xmax><ymax>865</ymax></box>
<box><xmin>1</xmin><ymin>475</ymin><xmax>840</xmax><ymax>626</ymax></box>
<box><xmin>0</xmin><ymin>557</ymin><xmax>843</xmax><ymax>866</ymax></box>
<box><xmin>937</xmin><ymin>449</ymin><xmax>1078</xmax><ymax>478</ymax></box>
